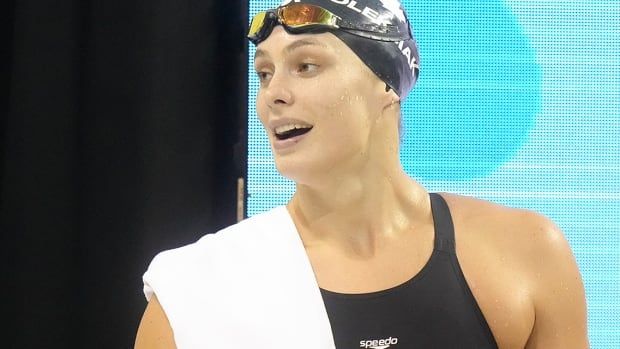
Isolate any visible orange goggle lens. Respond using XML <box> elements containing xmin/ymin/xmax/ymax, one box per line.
<box><xmin>279</xmin><ymin>4</ymin><xmax>337</xmax><ymax>28</ymax></box>
<box><xmin>248</xmin><ymin>4</ymin><xmax>339</xmax><ymax>41</ymax></box>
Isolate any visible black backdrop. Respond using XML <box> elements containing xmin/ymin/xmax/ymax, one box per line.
<box><xmin>2</xmin><ymin>0</ymin><xmax>247</xmax><ymax>347</ymax></box>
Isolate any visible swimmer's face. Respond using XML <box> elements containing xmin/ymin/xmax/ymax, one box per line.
<box><xmin>254</xmin><ymin>26</ymin><xmax>395</xmax><ymax>185</ymax></box>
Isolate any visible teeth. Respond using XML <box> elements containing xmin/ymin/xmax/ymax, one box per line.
<box><xmin>274</xmin><ymin>124</ymin><xmax>312</xmax><ymax>135</ymax></box>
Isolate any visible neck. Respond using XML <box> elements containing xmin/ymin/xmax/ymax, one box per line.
<box><xmin>286</xmin><ymin>146</ymin><xmax>430</xmax><ymax>257</ymax></box>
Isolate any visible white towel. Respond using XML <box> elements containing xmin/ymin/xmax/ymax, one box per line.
<box><xmin>143</xmin><ymin>206</ymin><xmax>336</xmax><ymax>349</ymax></box>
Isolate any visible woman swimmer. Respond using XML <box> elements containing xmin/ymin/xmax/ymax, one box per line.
<box><xmin>135</xmin><ymin>1</ymin><xmax>588</xmax><ymax>348</ymax></box>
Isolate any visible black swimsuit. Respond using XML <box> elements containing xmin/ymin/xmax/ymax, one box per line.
<box><xmin>320</xmin><ymin>193</ymin><xmax>498</xmax><ymax>348</ymax></box>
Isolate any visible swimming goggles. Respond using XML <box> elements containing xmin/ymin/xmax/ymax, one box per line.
<box><xmin>247</xmin><ymin>3</ymin><xmax>411</xmax><ymax>45</ymax></box>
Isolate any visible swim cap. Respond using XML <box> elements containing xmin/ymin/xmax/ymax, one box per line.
<box><xmin>276</xmin><ymin>0</ymin><xmax>420</xmax><ymax>99</ymax></box>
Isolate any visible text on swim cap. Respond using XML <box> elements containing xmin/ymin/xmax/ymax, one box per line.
<box><xmin>396</xmin><ymin>40</ymin><xmax>419</xmax><ymax>77</ymax></box>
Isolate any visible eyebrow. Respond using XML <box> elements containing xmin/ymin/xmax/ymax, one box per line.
<box><xmin>254</xmin><ymin>38</ymin><xmax>328</xmax><ymax>60</ymax></box>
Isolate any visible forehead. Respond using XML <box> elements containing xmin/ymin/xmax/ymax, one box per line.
<box><xmin>253</xmin><ymin>26</ymin><xmax>346</xmax><ymax>60</ymax></box>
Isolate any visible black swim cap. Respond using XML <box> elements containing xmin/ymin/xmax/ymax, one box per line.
<box><xmin>276</xmin><ymin>0</ymin><xmax>420</xmax><ymax>99</ymax></box>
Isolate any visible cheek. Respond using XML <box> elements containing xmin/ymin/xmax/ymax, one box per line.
<box><xmin>315</xmin><ymin>79</ymin><xmax>374</xmax><ymax>130</ymax></box>
<box><xmin>313</xmin><ymin>97</ymin><xmax>373</xmax><ymax>155</ymax></box>
<box><xmin>321</xmin><ymin>68</ymin><xmax>377</xmax><ymax>110</ymax></box>
<box><xmin>255</xmin><ymin>91</ymin><xmax>269</xmax><ymax>126</ymax></box>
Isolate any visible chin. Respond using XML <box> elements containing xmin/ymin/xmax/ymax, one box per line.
<box><xmin>274</xmin><ymin>156</ymin><xmax>325</xmax><ymax>187</ymax></box>
<box><xmin>274</xmin><ymin>158</ymin><xmax>308</xmax><ymax>182</ymax></box>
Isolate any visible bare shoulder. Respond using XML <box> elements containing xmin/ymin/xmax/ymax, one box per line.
<box><xmin>134</xmin><ymin>294</ymin><xmax>177</xmax><ymax>349</ymax></box>
<box><xmin>439</xmin><ymin>192</ymin><xmax>567</xmax><ymax>255</ymax></box>
<box><xmin>440</xmin><ymin>192</ymin><xmax>551</xmax><ymax>227</ymax></box>
<box><xmin>439</xmin><ymin>192</ymin><xmax>589</xmax><ymax>348</ymax></box>
<box><xmin>439</xmin><ymin>193</ymin><xmax>583</xmax><ymax>277</ymax></box>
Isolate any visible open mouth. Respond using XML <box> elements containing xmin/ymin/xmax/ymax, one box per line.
<box><xmin>274</xmin><ymin>125</ymin><xmax>313</xmax><ymax>140</ymax></box>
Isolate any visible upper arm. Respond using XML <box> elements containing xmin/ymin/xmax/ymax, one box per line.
<box><xmin>134</xmin><ymin>294</ymin><xmax>177</xmax><ymax>349</ymax></box>
<box><xmin>523</xmin><ymin>214</ymin><xmax>589</xmax><ymax>348</ymax></box>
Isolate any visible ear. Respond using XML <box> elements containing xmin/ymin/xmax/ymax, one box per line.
<box><xmin>382</xmin><ymin>84</ymin><xmax>400</xmax><ymax>110</ymax></box>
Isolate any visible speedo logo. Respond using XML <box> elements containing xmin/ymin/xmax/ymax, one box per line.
<box><xmin>360</xmin><ymin>337</ymin><xmax>399</xmax><ymax>349</ymax></box>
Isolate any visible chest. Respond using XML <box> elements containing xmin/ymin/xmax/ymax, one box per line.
<box><xmin>307</xmin><ymin>232</ymin><xmax>535</xmax><ymax>349</ymax></box>
<box><xmin>456</xmin><ymin>237</ymin><xmax>535</xmax><ymax>349</ymax></box>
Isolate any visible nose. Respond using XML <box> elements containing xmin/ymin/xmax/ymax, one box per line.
<box><xmin>263</xmin><ymin>71</ymin><xmax>294</xmax><ymax>108</ymax></box>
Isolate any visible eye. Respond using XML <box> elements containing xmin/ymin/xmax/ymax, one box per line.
<box><xmin>297</xmin><ymin>63</ymin><xmax>319</xmax><ymax>74</ymax></box>
<box><xmin>256</xmin><ymin>70</ymin><xmax>272</xmax><ymax>83</ymax></box>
